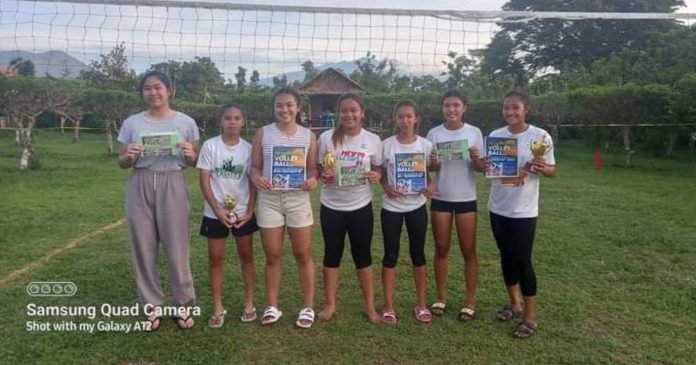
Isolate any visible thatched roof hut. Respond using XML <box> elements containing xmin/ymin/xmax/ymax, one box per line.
<box><xmin>296</xmin><ymin>68</ymin><xmax>364</xmax><ymax>127</ymax></box>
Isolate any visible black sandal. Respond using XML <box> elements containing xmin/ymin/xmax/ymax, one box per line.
<box><xmin>457</xmin><ymin>307</ymin><xmax>475</xmax><ymax>323</ymax></box>
<box><xmin>173</xmin><ymin>315</ymin><xmax>195</xmax><ymax>330</ymax></box>
<box><xmin>512</xmin><ymin>320</ymin><xmax>537</xmax><ymax>339</ymax></box>
<box><xmin>496</xmin><ymin>304</ymin><xmax>522</xmax><ymax>322</ymax></box>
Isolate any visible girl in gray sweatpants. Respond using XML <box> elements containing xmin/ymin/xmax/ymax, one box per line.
<box><xmin>117</xmin><ymin>71</ymin><xmax>199</xmax><ymax>330</ymax></box>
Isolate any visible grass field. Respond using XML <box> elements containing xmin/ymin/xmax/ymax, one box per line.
<box><xmin>1</xmin><ymin>130</ymin><xmax>695</xmax><ymax>364</ymax></box>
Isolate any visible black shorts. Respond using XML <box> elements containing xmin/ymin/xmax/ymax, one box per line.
<box><xmin>199</xmin><ymin>215</ymin><xmax>260</xmax><ymax>239</ymax></box>
<box><xmin>430</xmin><ymin>199</ymin><xmax>477</xmax><ymax>214</ymax></box>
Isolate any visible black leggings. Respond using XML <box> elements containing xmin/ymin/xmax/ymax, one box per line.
<box><xmin>489</xmin><ymin>212</ymin><xmax>538</xmax><ymax>297</ymax></box>
<box><xmin>321</xmin><ymin>203</ymin><xmax>373</xmax><ymax>269</ymax></box>
<box><xmin>381</xmin><ymin>205</ymin><xmax>428</xmax><ymax>268</ymax></box>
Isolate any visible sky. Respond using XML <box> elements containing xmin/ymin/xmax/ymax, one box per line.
<box><xmin>1</xmin><ymin>0</ymin><xmax>695</xmax><ymax>79</ymax></box>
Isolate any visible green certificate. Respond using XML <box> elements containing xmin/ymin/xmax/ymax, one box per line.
<box><xmin>436</xmin><ymin>139</ymin><xmax>469</xmax><ymax>161</ymax></box>
<box><xmin>140</xmin><ymin>132</ymin><xmax>180</xmax><ymax>157</ymax></box>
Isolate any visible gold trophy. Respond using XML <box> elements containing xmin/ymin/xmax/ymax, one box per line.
<box><xmin>322</xmin><ymin>151</ymin><xmax>337</xmax><ymax>184</ymax></box>
<box><xmin>222</xmin><ymin>194</ymin><xmax>239</xmax><ymax>224</ymax></box>
<box><xmin>529</xmin><ymin>136</ymin><xmax>552</xmax><ymax>173</ymax></box>
<box><xmin>323</xmin><ymin>151</ymin><xmax>337</xmax><ymax>172</ymax></box>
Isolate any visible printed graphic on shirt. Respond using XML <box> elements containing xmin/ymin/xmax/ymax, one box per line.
<box><xmin>214</xmin><ymin>156</ymin><xmax>245</xmax><ymax>179</ymax></box>
<box><xmin>271</xmin><ymin>146</ymin><xmax>306</xmax><ymax>190</ymax></box>
<box><xmin>394</xmin><ymin>152</ymin><xmax>427</xmax><ymax>194</ymax></box>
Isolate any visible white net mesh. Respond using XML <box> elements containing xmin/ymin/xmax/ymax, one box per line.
<box><xmin>2</xmin><ymin>0</ymin><xmax>693</xmax><ymax>82</ymax></box>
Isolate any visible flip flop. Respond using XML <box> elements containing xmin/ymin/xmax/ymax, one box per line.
<box><xmin>295</xmin><ymin>307</ymin><xmax>315</xmax><ymax>329</ymax></box>
<box><xmin>261</xmin><ymin>306</ymin><xmax>283</xmax><ymax>326</ymax></box>
<box><xmin>431</xmin><ymin>301</ymin><xmax>446</xmax><ymax>316</ymax></box>
<box><xmin>174</xmin><ymin>315</ymin><xmax>195</xmax><ymax>330</ymax></box>
<box><xmin>241</xmin><ymin>307</ymin><xmax>257</xmax><ymax>323</ymax></box>
<box><xmin>413</xmin><ymin>305</ymin><xmax>432</xmax><ymax>324</ymax></box>
<box><xmin>144</xmin><ymin>316</ymin><xmax>161</xmax><ymax>332</ymax></box>
<box><xmin>381</xmin><ymin>310</ymin><xmax>397</xmax><ymax>325</ymax></box>
<box><xmin>208</xmin><ymin>310</ymin><xmax>227</xmax><ymax>329</ymax></box>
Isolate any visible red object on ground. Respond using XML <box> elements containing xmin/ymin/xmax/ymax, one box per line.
<box><xmin>594</xmin><ymin>147</ymin><xmax>603</xmax><ymax>170</ymax></box>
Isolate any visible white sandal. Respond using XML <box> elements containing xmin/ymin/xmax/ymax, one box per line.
<box><xmin>295</xmin><ymin>307</ymin><xmax>315</xmax><ymax>329</ymax></box>
<box><xmin>208</xmin><ymin>309</ymin><xmax>227</xmax><ymax>329</ymax></box>
<box><xmin>241</xmin><ymin>307</ymin><xmax>257</xmax><ymax>323</ymax></box>
<box><xmin>261</xmin><ymin>306</ymin><xmax>283</xmax><ymax>325</ymax></box>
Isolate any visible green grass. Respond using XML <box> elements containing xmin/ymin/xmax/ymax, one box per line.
<box><xmin>1</xmin><ymin>130</ymin><xmax>695</xmax><ymax>364</ymax></box>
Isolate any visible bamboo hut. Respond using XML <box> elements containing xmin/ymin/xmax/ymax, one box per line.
<box><xmin>296</xmin><ymin>68</ymin><xmax>364</xmax><ymax>127</ymax></box>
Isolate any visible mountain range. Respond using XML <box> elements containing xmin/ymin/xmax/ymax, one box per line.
<box><xmin>0</xmin><ymin>50</ymin><xmax>88</xmax><ymax>78</ymax></box>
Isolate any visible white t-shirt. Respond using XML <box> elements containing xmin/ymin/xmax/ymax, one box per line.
<box><xmin>426</xmin><ymin>123</ymin><xmax>484</xmax><ymax>202</ymax></box>
<box><xmin>487</xmin><ymin>125</ymin><xmax>556</xmax><ymax>219</ymax></box>
<box><xmin>381</xmin><ymin>135</ymin><xmax>433</xmax><ymax>213</ymax></box>
<box><xmin>318</xmin><ymin>128</ymin><xmax>383</xmax><ymax>211</ymax></box>
<box><xmin>196</xmin><ymin>136</ymin><xmax>252</xmax><ymax>219</ymax></box>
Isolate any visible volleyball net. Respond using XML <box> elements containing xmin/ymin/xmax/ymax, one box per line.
<box><xmin>2</xmin><ymin>0</ymin><xmax>694</xmax><ymax>83</ymax></box>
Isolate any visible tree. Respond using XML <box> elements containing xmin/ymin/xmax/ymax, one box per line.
<box><xmin>9</xmin><ymin>57</ymin><xmax>35</xmax><ymax>77</ymax></box>
<box><xmin>475</xmin><ymin>33</ymin><xmax>527</xmax><ymax>87</ymax></box>
<box><xmin>235</xmin><ymin>67</ymin><xmax>247</xmax><ymax>92</ymax></box>
<box><xmin>0</xmin><ymin>77</ymin><xmax>69</xmax><ymax>169</ymax></box>
<box><xmin>392</xmin><ymin>75</ymin><xmax>412</xmax><ymax>92</ymax></box>
<box><xmin>79</xmin><ymin>42</ymin><xmax>137</xmax><ymax>90</ymax></box>
<box><xmin>272</xmin><ymin>75</ymin><xmax>288</xmax><ymax>91</ymax></box>
<box><xmin>350</xmin><ymin>52</ymin><xmax>396</xmax><ymax>93</ymax></box>
<box><xmin>80</xmin><ymin>89</ymin><xmax>140</xmax><ymax>155</ymax></box>
<box><xmin>149</xmin><ymin>60</ymin><xmax>182</xmax><ymax>89</ymax></box>
<box><xmin>249</xmin><ymin>70</ymin><xmax>261</xmax><ymax>91</ymax></box>
<box><xmin>488</xmin><ymin>0</ymin><xmax>684</xmax><ymax>73</ymax></box>
<box><xmin>179</xmin><ymin>57</ymin><xmax>225</xmax><ymax>103</ymax></box>
<box><xmin>441</xmin><ymin>51</ymin><xmax>476</xmax><ymax>90</ymax></box>
<box><xmin>302</xmin><ymin>60</ymin><xmax>319</xmax><ymax>82</ymax></box>
<box><xmin>410</xmin><ymin>75</ymin><xmax>445</xmax><ymax>92</ymax></box>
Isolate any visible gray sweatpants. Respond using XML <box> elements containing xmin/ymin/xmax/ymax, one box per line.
<box><xmin>126</xmin><ymin>169</ymin><xmax>195</xmax><ymax>308</ymax></box>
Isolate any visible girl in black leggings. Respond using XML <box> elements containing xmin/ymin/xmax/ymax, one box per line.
<box><xmin>477</xmin><ymin>90</ymin><xmax>557</xmax><ymax>338</ymax></box>
<box><xmin>379</xmin><ymin>100</ymin><xmax>434</xmax><ymax>324</ymax></box>
<box><xmin>316</xmin><ymin>93</ymin><xmax>383</xmax><ymax>323</ymax></box>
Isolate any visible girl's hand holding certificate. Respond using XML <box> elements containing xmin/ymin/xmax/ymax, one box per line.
<box><xmin>469</xmin><ymin>146</ymin><xmax>491</xmax><ymax>172</ymax></box>
<box><xmin>383</xmin><ymin>183</ymin><xmax>405</xmax><ymax>199</ymax></box>
<box><xmin>125</xmin><ymin>143</ymin><xmax>144</xmax><ymax>159</ymax></box>
<box><xmin>301</xmin><ymin>177</ymin><xmax>318</xmax><ymax>191</ymax></box>
<box><xmin>251</xmin><ymin>174</ymin><xmax>272</xmax><ymax>191</ymax></box>
<box><xmin>420</xmin><ymin>184</ymin><xmax>434</xmax><ymax>199</ymax></box>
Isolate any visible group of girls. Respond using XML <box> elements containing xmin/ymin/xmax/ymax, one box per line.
<box><xmin>118</xmin><ymin>71</ymin><xmax>556</xmax><ymax>339</ymax></box>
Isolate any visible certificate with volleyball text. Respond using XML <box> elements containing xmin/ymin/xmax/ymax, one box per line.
<box><xmin>271</xmin><ymin>146</ymin><xmax>306</xmax><ymax>190</ymax></box>
<box><xmin>485</xmin><ymin>137</ymin><xmax>518</xmax><ymax>179</ymax></box>
<box><xmin>394</xmin><ymin>152</ymin><xmax>427</xmax><ymax>194</ymax></box>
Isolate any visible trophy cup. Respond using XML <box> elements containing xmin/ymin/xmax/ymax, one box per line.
<box><xmin>323</xmin><ymin>151</ymin><xmax>337</xmax><ymax>171</ymax></box>
<box><xmin>322</xmin><ymin>151</ymin><xmax>337</xmax><ymax>184</ymax></box>
<box><xmin>222</xmin><ymin>194</ymin><xmax>239</xmax><ymax>224</ymax></box>
<box><xmin>529</xmin><ymin>136</ymin><xmax>552</xmax><ymax>173</ymax></box>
